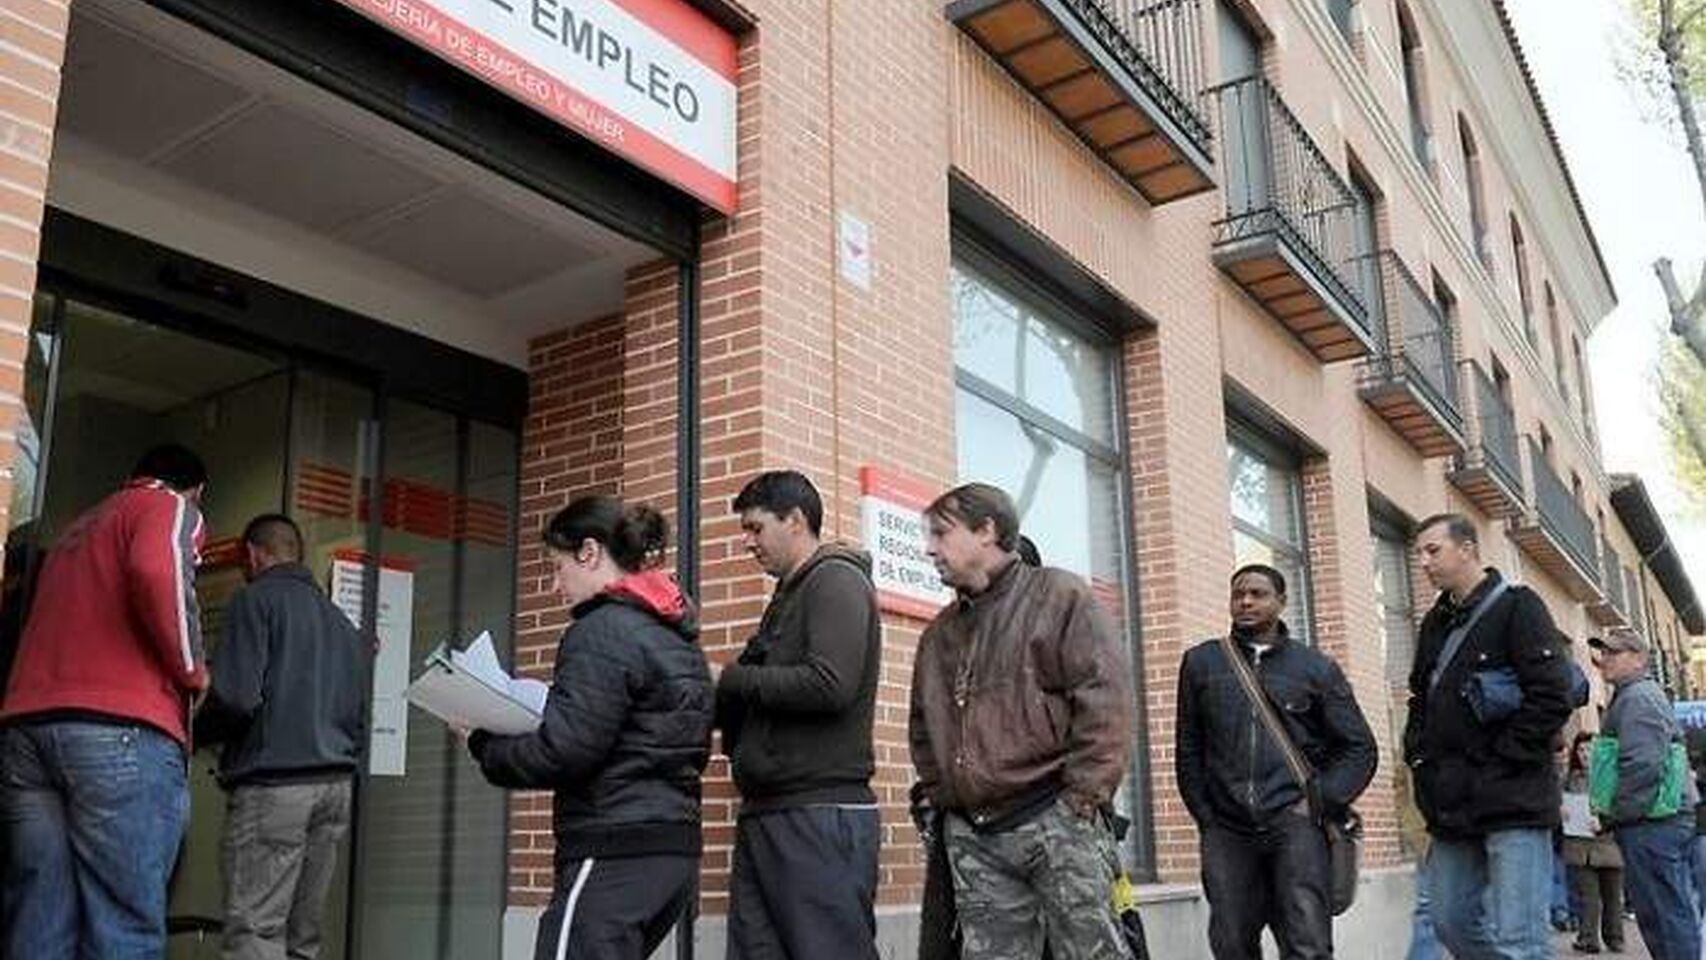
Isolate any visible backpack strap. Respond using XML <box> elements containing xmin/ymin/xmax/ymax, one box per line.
<box><xmin>1426</xmin><ymin>580</ymin><xmax>1510</xmax><ymax>694</ymax></box>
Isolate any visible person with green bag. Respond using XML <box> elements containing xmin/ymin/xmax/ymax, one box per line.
<box><xmin>1589</xmin><ymin>628</ymin><xmax>1700</xmax><ymax>960</ymax></box>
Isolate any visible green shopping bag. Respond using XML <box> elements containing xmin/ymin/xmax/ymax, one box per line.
<box><xmin>1586</xmin><ymin>734</ymin><xmax>1689</xmax><ymax>819</ymax></box>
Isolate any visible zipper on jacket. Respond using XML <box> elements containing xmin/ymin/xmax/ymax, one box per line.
<box><xmin>1246</xmin><ymin>646</ymin><xmax>1262</xmax><ymax>812</ymax></box>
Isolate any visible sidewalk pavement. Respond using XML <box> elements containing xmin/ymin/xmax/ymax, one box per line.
<box><xmin>1553</xmin><ymin>926</ymin><xmax>1653</xmax><ymax>959</ymax></box>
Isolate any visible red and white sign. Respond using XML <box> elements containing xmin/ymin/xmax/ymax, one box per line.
<box><xmin>860</xmin><ymin>466</ymin><xmax>954</xmax><ymax>621</ymax></box>
<box><xmin>332</xmin><ymin>0</ymin><xmax>739</xmax><ymax>213</ymax></box>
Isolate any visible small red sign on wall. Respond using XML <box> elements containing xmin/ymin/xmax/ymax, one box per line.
<box><xmin>859</xmin><ymin>466</ymin><xmax>953</xmax><ymax>621</ymax></box>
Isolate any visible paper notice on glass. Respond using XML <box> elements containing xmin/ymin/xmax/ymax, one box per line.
<box><xmin>1562</xmin><ymin>791</ymin><xmax>1595</xmax><ymax>838</ymax></box>
<box><xmin>404</xmin><ymin>632</ymin><xmax>546</xmax><ymax>736</ymax></box>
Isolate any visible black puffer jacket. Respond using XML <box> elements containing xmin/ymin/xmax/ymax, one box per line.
<box><xmin>471</xmin><ymin>572</ymin><xmax>712</xmax><ymax>862</ymax></box>
<box><xmin>1175</xmin><ymin>624</ymin><xmax>1378</xmax><ymax>832</ymax></box>
<box><xmin>1403</xmin><ymin>568</ymin><xmax>1571</xmax><ymax>840</ymax></box>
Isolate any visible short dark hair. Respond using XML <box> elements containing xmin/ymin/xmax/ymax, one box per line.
<box><xmin>732</xmin><ymin>470</ymin><xmax>823</xmax><ymax>536</ymax></box>
<box><xmin>1231</xmin><ymin>563</ymin><xmax>1287</xmax><ymax>597</ymax></box>
<box><xmin>1416</xmin><ymin>512</ymin><xmax>1478</xmax><ymax>547</ymax></box>
<box><xmin>242</xmin><ymin>513</ymin><xmax>303</xmax><ymax>563</ymax></box>
<box><xmin>1016</xmin><ymin>535</ymin><xmax>1041</xmax><ymax>567</ymax></box>
<box><xmin>925</xmin><ymin>483</ymin><xmax>1019</xmax><ymax>552</ymax></box>
<box><xmin>544</xmin><ymin>496</ymin><xmax>669</xmax><ymax>573</ymax></box>
<box><xmin>131</xmin><ymin>444</ymin><xmax>207</xmax><ymax>492</ymax></box>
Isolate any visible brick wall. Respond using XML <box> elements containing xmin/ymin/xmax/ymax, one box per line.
<box><xmin>0</xmin><ymin>0</ymin><xmax>68</xmax><ymax>546</ymax></box>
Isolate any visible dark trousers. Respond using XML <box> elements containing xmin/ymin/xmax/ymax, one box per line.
<box><xmin>1200</xmin><ymin>812</ymin><xmax>1332</xmax><ymax>960</ymax></box>
<box><xmin>727</xmin><ymin>806</ymin><xmax>880</xmax><ymax>960</ymax></box>
<box><xmin>1616</xmin><ymin>818</ymin><xmax>1701</xmax><ymax>960</ymax></box>
<box><xmin>533</xmin><ymin>854</ymin><xmax>697</xmax><ymax>960</ymax></box>
<box><xmin>1565</xmin><ymin>864</ymin><xmax>1624</xmax><ymax>950</ymax></box>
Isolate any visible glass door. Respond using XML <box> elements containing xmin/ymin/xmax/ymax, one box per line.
<box><xmin>7</xmin><ymin>287</ymin><xmax>517</xmax><ymax>960</ymax></box>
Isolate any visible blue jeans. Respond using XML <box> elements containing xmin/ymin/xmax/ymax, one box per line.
<box><xmin>1692</xmin><ymin>833</ymin><xmax>1706</xmax><ymax>920</ymax></box>
<box><xmin>1615</xmin><ymin>818</ymin><xmax>1701</xmax><ymax>960</ymax></box>
<box><xmin>1407</xmin><ymin>853</ymin><xmax>1443</xmax><ymax>960</ymax></box>
<box><xmin>1428</xmin><ymin>828</ymin><xmax>1554</xmax><ymax>960</ymax></box>
<box><xmin>0</xmin><ymin>720</ymin><xmax>189</xmax><ymax>960</ymax></box>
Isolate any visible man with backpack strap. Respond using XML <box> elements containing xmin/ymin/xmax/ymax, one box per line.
<box><xmin>1405</xmin><ymin>513</ymin><xmax>1572</xmax><ymax>960</ymax></box>
<box><xmin>1176</xmin><ymin>563</ymin><xmax>1377</xmax><ymax>959</ymax></box>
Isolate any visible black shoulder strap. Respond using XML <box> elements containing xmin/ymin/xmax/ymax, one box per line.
<box><xmin>1426</xmin><ymin>580</ymin><xmax>1510</xmax><ymax>693</ymax></box>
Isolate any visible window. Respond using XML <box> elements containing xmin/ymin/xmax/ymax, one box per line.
<box><xmin>1458</xmin><ymin>115</ymin><xmax>1490</xmax><ymax>268</ymax></box>
<box><xmin>1349</xmin><ymin>168</ymin><xmax>1384</xmax><ymax>342</ymax></box>
<box><xmin>1511</xmin><ymin>214</ymin><xmax>1535</xmax><ymax>345</ymax></box>
<box><xmin>1328</xmin><ymin>0</ymin><xmax>1357</xmax><ymax>42</ymax></box>
<box><xmin>951</xmin><ymin>246</ymin><xmax>1146</xmax><ymax>862</ymax></box>
<box><xmin>1397</xmin><ymin>1</ymin><xmax>1430</xmax><ymax>168</ymax></box>
<box><xmin>1227</xmin><ymin>425</ymin><xmax>1314</xmax><ymax>642</ymax></box>
<box><xmin>1539</xmin><ymin>425</ymin><xmax>1554</xmax><ymax>464</ymax></box>
<box><xmin>1572</xmin><ymin>336</ymin><xmax>1592</xmax><ymax>430</ymax></box>
<box><xmin>1218</xmin><ymin>1</ymin><xmax>1268</xmax><ymax>218</ymax></box>
<box><xmin>1546</xmin><ymin>284</ymin><xmax>1569</xmax><ymax>404</ymax></box>
<box><xmin>1371</xmin><ymin>514</ymin><xmax>1417</xmax><ymax>691</ymax></box>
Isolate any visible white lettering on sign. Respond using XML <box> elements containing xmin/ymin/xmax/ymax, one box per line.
<box><xmin>332</xmin><ymin>0</ymin><xmax>738</xmax><ymax>212</ymax></box>
<box><xmin>861</xmin><ymin>496</ymin><xmax>952</xmax><ymax>613</ymax></box>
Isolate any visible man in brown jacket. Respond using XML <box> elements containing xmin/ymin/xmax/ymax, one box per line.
<box><xmin>909</xmin><ymin>482</ymin><xmax>1134</xmax><ymax>960</ymax></box>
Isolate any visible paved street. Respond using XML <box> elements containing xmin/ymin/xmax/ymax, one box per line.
<box><xmin>1552</xmin><ymin>926</ymin><xmax>1653</xmax><ymax>959</ymax></box>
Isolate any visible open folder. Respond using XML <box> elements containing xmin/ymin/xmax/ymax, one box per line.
<box><xmin>404</xmin><ymin>631</ymin><xmax>548</xmax><ymax>736</ymax></box>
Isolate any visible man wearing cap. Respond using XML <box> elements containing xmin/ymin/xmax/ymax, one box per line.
<box><xmin>1592</xmin><ymin>627</ymin><xmax>1700</xmax><ymax>960</ymax></box>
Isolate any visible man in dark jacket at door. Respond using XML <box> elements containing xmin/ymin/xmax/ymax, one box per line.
<box><xmin>1405</xmin><ymin>513</ymin><xmax>1572</xmax><ymax>960</ymax></box>
<box><xmin>195</xmin><ymin>513</ymin><xmax>365</xmax><ymax>960</ymax></box>
<box><xmin>1176</xmin><ymin>564</ymin><xmax>1378</xmax><ymax>960</ymax></box>
<box><xmin>716</xmin><ymin>470</ymin><xmax>883</xmax><ymax>960</ymax></box>
<box><xmin>910</xmin><ymin>482</ymin><xmax>1134</xmax><ymax>960</ymax></box>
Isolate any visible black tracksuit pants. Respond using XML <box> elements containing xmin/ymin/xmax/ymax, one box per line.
<box><xmin>533</xmin><ymin>854</ymin><xmax>697</xmax><ymax>960</ymax></box>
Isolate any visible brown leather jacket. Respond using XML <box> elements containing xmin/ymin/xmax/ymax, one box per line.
<box><xmin>909</xmin><ymin>559</ymin><xmax>1133</xmax><ymax>826</ymax></box>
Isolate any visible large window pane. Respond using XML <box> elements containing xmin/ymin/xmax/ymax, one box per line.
<box><xmin>1373</xmin><ymin>533</ymin><xmax>1416</xmax><ymax>691</ymax></box>
<box><xmin>952</xmin><ymin>265</ymin><xmax>1114</xmax><ymax>445</ymax></box>
<box><xmin>952</xmin><ymin>252</ymin><xmax>1141</xmax><ymax>869</ymax></box>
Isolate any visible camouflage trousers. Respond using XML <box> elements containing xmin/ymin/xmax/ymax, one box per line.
<box><xmin>945</xmin><ymin>797</ymin><xmax>1132</xmax><ymax>960</ymax></box>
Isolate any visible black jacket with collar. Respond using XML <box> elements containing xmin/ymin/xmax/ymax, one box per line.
<box><xmin>1403</xmin><ymin>568</ymin><xmax>1571</xmax><ymax>839</ymax></box>
<box><xmin>1175</xmin><ymin>622</ymin><xmax>1378</xmax><ymax>833</ymax></box>
<box><xmin>470</xmin><ymin>574</ymin><xmax>713</xmax><ymax>862</ymax></box>
<box><xmin>194</xmin><ymin>562</ymin><xmax>365</xmax><ymax>786</ymax></box>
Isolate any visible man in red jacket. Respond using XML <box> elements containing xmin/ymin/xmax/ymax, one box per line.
<box><xmin>0</xmin><ymin>444</ymin><xmax>209</xmax><ymax>960</ymax></box>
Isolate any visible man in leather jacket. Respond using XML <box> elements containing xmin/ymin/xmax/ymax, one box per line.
<box><xmin>1176</xmin><ymin>564</ymin><xmax>1377</xmax><ymax>960</ymax></box>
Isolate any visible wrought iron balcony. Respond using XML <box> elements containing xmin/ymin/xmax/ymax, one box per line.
<box><xmin>1629</xmin><ymin>565</ymin><xmax>1647</xmax><ymax>635</ymax></box>
<box><xmin>1511</xmin><ymin>438</ymin><xmax>1603</xmax><ymax>602</ymax></box>
<box><xmin>1354</xmin><ymin>252</ymin><xmax>1465</xmax><ymax>457</ymax></box>
<box><xmin>948</xmin><ymin>0</ymin><xmax>1214</xmax><ymax>204</ymax></box>
<box><xmin>1209</xmin><ymin>75</ymin><xmax>1375</xmax><ymax>362</ymax></box>
<box><xmin>1447</xmin><ymin>360</ymin><xmax>1524</xmax><ymax>518</ymax></box>
<box><xmin>1590</xmin><ymin>538</ymin><xmax>1630</xmax><ymax>627</ymax></box>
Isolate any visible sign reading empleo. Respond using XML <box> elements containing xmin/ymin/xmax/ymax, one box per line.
<box><xmin>333</xmin><ymin>0</ymin><xmax>739</xmax><ymax>213</ymax></box>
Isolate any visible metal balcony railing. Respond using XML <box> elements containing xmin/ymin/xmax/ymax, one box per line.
<box><xmin>1209</xmin><ymin>75</ymin><xmax>1371</xmax><ymax>333</ymax></box>
<box><xmin>1603</xmin><ymin>538</ymin><xmax>1626</xmax><ymax>612</ymax></box>
<box><xmin>1527</xmin><ymin>438</ymin><xmax>1600</xmax><ymax>581</ymax></box>
<box><xmin>1356</xmin><ymin>252</ymin><xmax>1460</xmax><ymax>423</ymax></box>
<box><xmin>1463</xmin><ymin>361</ymin><xmax>1523</xmax><ymax>497</ymax></box>
<box><xmin>1098</xmin><ymin>0</ymin><xmax>1212</xmax><ymax>152</ymax></box>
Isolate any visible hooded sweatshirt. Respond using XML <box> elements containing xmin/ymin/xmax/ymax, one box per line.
<box><xmin>716</xmin><ymin>543</ymin><xmax>882</xmax><ymax>813</ymax></box>
<box><xmin>470</xmin><ymin>570</ymin><xmax>713</xmax><ymax>861</ymax></box>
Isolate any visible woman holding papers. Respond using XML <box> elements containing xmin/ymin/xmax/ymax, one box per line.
<box><xmin>1562</xmin><ymin>731</ymin><xmax>1625</xmax><ymax>954</ymax></box>
<box><xmin>466</xmin><ymin>496</ymin><xmax>713</xmax><ymax>960</ymax></box>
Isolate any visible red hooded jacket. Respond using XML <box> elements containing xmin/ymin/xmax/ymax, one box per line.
<box><xmin>1</xmin><ymin>478</ymin><xmax>208</xmax><ymax>744</ymax></box>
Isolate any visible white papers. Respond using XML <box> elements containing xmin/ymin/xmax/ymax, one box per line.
<box><xmin>1562</xmin><ymin>791</ymin><xmax>1596</xmax><ymax>838</ymax></box>
<box><xmin>404</xmin><ymin>631</ymin><xmax>546</xmax><ymax>736</ymax></box>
